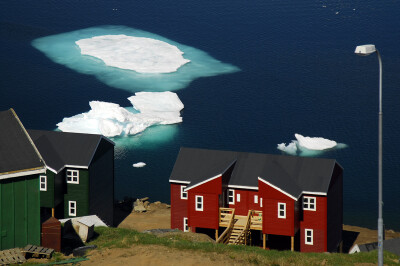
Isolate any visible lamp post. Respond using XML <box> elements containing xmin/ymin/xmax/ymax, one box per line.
<box><xmin>354</xmin><ymin>44</ymin><xmax>383</xmax><ymax>266</ymax></box>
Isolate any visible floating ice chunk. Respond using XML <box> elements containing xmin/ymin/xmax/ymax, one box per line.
<box><xmin>76</xmin><ymin>35</ymin><xmax>190</xmax><ymax>74</ymax></box>
<box><xmin>56</xmin><ymin>91</ymin><xmax>184</xmax><ymax>138</ymax></box>
<box><xmin>32</xmin><ymin>25</ymin><xmax>239</xmax><ymax>92</ymax></box>
<box><xmin>133</xmin><ymin>162</ymin><xmax>146</xmax><ymax>168</ymax></box>
<box><xmin>277</xmin><ymin>142</ymin><xmax>297</xmax><ymax>155</ymax></box>
<box><xmin>294</xmin><ymin>133</ymin><xmax>337</xmax><ymax>150</ymax></box>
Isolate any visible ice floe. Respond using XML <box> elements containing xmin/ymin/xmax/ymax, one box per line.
<box><xmin>76</xmin><ymin>35</ymin><xmax>190</xmax><ymax>74</ymax></box>
<box><xmin>32</xmin><ymin>25</ymin><xmax>239</xmax><ymax>92</ymax></box>
<box><xmin>278</xmin><ymin>133</ymin><xmax>346</xmax><ymax>156</ymax></box>
<box><xmin>132</xmin><ymin>162</ymin><xmax>146</xmax><ymax>168</ymax></box>
<box><xmin>56</xmin><ymin>91</ymin><xmax>183</xmax><ymax>137</ymax></box>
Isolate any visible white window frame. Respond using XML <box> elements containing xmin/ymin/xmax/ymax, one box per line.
<box><xmin>39</xmin><ymin>175</ymin><xmax>47</xmax><ymax>191</ymax></box>
<box><xmin>228</xmin><ymin>189</ymin><xmax>235</xmax><ymax>205</ymax></box>
<box><xmin>278</xmin><ymin>202</ymin><xmax>286</xmax><ymax>218</ymax></box>
<box><xmin>195</xmin><ymin>195</ymin><xmax>203</xmax><ymax>211</ymax></box>
<box><xmin>69</xmin><ymin>201</ymin><xmax>77</xmax><ymax>216</ymax></box>
<box><xmin>305</xmin><ymin>229</ymin><xmax>313</xmax><ymax>245</ymax></box>
<box><xmin>183</xmin><ymin>217</ymin><xmax>189</xmax><ymax>232</ymax></box>
<box><xmin>236</xmin><ymin>193</ymin><xmax>241</xmax><ymax>202</ymax></box>
<box><xmin>303</xmin><ymin>196</ymin><xmax>316</xmax><ymax>211</ymax></box>
<box><xmin>254</xmin><ymin>195</ymin><xmax>258</xmax><ymax>204</ymax></box>
<box><xmin>260</xmin><ymin>198</ymin><xmax>263</xmax><ymax>208</ymax></box>
<box><xmin>66</xmin><ymin>170</ymin><xmax>79</xmax><ymax>184</ymax></box>
<box><xmin>181</xmin><ymin>185</ymin><xmax>187</xmax><ymax>199</ymax></box>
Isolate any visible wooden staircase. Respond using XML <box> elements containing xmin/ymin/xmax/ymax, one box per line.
<box><xmin>217</xmin><ymin>208</ymin><xmax>260</xmax><ymax>246</ymax></box>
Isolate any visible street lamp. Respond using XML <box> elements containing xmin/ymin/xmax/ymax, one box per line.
<box><xmin>355</xmin><ymin>44</ymin><xmax>383</xmax><ymax>266</ymax></box>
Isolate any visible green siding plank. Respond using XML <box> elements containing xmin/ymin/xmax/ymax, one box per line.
<box><xmin>0</xmin><ymin>182</ymin><xmax>2</xmax><ymax>250</ymax></box>
<box><xmin>14</xmin><ymin>179</ymin><xmax>27</xmax><ymax>247</ymax></box>
<box><xmin>1</xmin><ymin>179</ymin><xmax>15</xmax><ymax>249</ymax></box>
<box><xmin>40</xmin><ymin>170</ymin><xmax>55</xmax><ymax>208</ymax></box>
<box><xmin>27</xmin><ymin>176</ymin><xmax>40</xmax><ymax>246</ymax></box>
<box><xmin>64</xmin><ymin>170</ymin><xmax>89</xmax><ymax>218</ymax></box>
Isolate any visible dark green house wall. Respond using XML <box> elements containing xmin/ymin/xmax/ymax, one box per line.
<box><xmin>89</xmin><ymin>139</ymin><xmax>114</xmax><ymax>226</ymax></box>
<box><xmin>0</xmin><ymin>174</ymin><xmax>40</xmax><ymax>250</ymax></box>
<box><xmin>40</xmin><ymin>170</ymin><xmax>54</xmax><ymax>208</ymax></box>
<box><xmin>63</xmin><ymin>169</ymin><xmax>89</xmax><ymax>218</ymax></box>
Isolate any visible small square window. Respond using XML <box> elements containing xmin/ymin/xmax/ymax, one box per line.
<box><xmin>181</xmin><ymin>185</ymin><xmax>187</xmax><ymax>199</ymax></box>
<box><xmin>183</xmin><ymin>217</ymin><xmax>189</xmax><ymax>232</ymax></box>
<box><xmin>236</xmin><ymin>193</ymin><xmax>241</xmax><ymax>202</ymax></box>
<box><xmin>195</xmin><ymin>196</ymin><xmax>203</xmax><ymax>211</ymax></box>
<box><xmin>69</xmin><ymin>201</ymin><xmax>77</xmax><ymax>216</ymax></box>
<box><xmin>305</xmin><ymin>229</ymin><xmax>313</xmax><ymax>245</ymax></box>
<box><xmin>66</xmin><ymin>170</ymin><xmax>79</xmax><ymax>184</ymax></box>
<box><xmin>254</xmin><ymin>195</ymin><xmax>258</xmax><ymax>204</ymax></box>
<box><xmin>303</xmin><ymin>196</ymin><xmax>316</xmax><ymax>211</ymax></box>
<box><xmin>278</xmin><ymin>202</ymin><xmax>286</xmax><ymax>218</ymax></box>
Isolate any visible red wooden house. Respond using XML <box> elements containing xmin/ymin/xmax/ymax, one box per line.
<box><xmin>169</xmin><ymin>148</ymin><xmax>343</xmax><ymax>253</ymax></box>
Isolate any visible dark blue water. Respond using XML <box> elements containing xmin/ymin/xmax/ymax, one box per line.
<box><xmin>1</xmin><ymin>0</ymin><xmax>399</xmax><ymax>230</ymax></box>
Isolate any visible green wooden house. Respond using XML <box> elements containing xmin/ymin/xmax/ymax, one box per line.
<box><xmin>0</xmin><ymin>109</ymin><xmax>46</xmax><ymax>250</ymax></box>
<box><xmin>28</xmin><ymin>130</ymin><xmax>115</xmax><ymax>226</ymax></box>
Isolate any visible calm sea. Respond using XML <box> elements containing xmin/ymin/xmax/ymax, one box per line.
<box><xmin>1</xmin><ymin>0</ymin><xmax>399</xmax><ymax>230</ymax></box>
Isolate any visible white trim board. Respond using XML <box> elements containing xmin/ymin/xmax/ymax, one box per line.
<box><xmin>169</xmin><ymin>179</ymin><xmax>191</xmax><ymax>184</ymax></box>
<box><xmin>0</xmin><ymin>168</ymin><xmax>46</xmax><ymax>180</ymax></box>
<box><xmin>258</xmin><ymin>177</ymin><xmax>298</xmax><ymax>201</ymax></box>
<box><xmin>185</xmin><ymin>174</ymin><xmax>221</xmax><ymax>191</ymax></box>
<box><xmin>227</xmin><ymin>184</ymin><xmax>258</xmax><ymax>190</ymax></box>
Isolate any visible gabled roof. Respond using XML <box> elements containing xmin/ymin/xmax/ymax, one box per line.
<box><xmin>169</xmin><ymin>147</ymin><xmax>341</xmax><ymax>199</ymax></box>
<box><xmin>28</xmin><ymin>130</ymin><xmax>114</xmax><ymax>173</ymax></box>
<box><xmin>0</xmin><ymin>109</ymin><xmax>46</xmax><ymax>180</ymax></box>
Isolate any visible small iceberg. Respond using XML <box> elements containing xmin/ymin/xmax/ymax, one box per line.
<box><xmin>56</xmin><ymin>91</ymin><xmax>183</xmax><ymax>137</ymax></box>
<box><xmin>133</xmin><ymin>162</ymin><xmax>146</xmax><ymax>168</ymax></box>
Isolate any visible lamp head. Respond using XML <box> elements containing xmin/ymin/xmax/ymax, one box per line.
<box><xmin>355</xmin><ymin>44</ymin><xmax>376</xmax><ymax>56</ymax></box>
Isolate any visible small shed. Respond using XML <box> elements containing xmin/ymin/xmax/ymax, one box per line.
<box><xmin>41</xmin><ymin>217</ymin><xmax>61</xmax><ymax>252</ymax></box>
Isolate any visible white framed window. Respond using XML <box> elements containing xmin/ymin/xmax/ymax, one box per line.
<box><xmin>278</xmin><ymin>202</ymin><xmax>286</xmax><ymax>218</ymax></box>
<box><xmin>195</xmin><ymin>195</ymin><xmax>203</xmax><ymax>211</ymax></box>
<box><xmin>254</xmin><ymin>195</ymin><xmax>258</xmax><ymax>204</ymax></box>
<box><xmin>305</xmin><ymin>229</ymin><xmax>313</xmax><ymax>245</ymax></box>
<box><xmin>39</xmin><ymin>175</ymin><xmax>47</xmax><ymax>191</ymax></box>
<box><xmin>181</xmin><ymin>185</ymin><xmax>187</xmax><ymax>199</ymax></box>
<box><xmin>260</xmin><ymin>198</ymin><xmax>263</xmax><ymax>208</ymax></box>
<box><xmin>69</xmin><ymin>201</ymin><xmax>77</xmax><ymax>216</ymax></box>
<box><xmin>183</xmin><ymin>217</ymin><xmax>189</xmax><ymax>232</ymax></box>
<box><xmin>303</xmin><ymin>196</ymin><xmax>316</xmax><ymax>211</ymax></box>
<box><xmin>236</xmin><ymin>193</ymin><xmax>241</xmax><ymax>202</ymax></box>
<box><xmin>228</xmin><ymin>189</ymin><xmax>235</xmax><ymax>204</ymax></box>
<box><xmin>66</xmin><ymin>170</ymin><xmax>79</xmax><ymax>184</ymax></box>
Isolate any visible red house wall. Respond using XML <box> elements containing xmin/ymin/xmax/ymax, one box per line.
<box><xmin>228</xmin><ymin>189</ymin><xmax>261</xmax><ymax>216</ymax></box>
<box><xmin>187</xmin><ymin>176</ymin><xmax>222</xmax><ymax>230</ymax></box>
<box><xmin>170</xmin><ymin>183</ymin><xmax>188</xmax><ymax>231</ymax></box>
<box><xmin>300</xmin><ymin>195</ymin><xmax>327</xmax><ymax>252</ymax></box>
<box><xmin>258</xmin><ymin>179</ymin><xmax>297</xmax><ymax>236</ymax></box>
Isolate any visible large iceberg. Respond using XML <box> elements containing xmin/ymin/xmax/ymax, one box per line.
<box><xmin>32</xmin><ymin>25</ymin><xmax>239</xmax><ymax>92</ymax></box>
<box><xmin>76</xmin><ymin>35</ymin><xmax>190</xmax><ymax>74</ymax></box>
<box><xmin>56</xmin><ymin>91</ymin><xmax>183</xmax><ymax>137</ymax></box>
<box><xmin>278</xmin><ymin>133</ymin><xmax>346</xmax><ymax>156</ymax></box>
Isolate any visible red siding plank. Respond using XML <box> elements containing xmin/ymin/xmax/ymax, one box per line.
<box><xmin>170</xmin><ymin>183</ymin><xmax>188</xmax><ymax>231</ymax></box>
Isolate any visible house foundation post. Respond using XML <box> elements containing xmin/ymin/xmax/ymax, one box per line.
<box><xmin>291</xmin><ymin>236</ymin><xmax>294</xmax><ymax>251</ymax></box>
<box><xmin>339</xmin><ymin>241</ymin><xmax>343</xmax><ymax>253</ymax></box>
<box><xmin>52</xmin><ymin>208</ymin><xmax>55</xmax><ymax>217</ymax></box>
<box><xmin>215</xmin><ymin>229</ymin><xmax>218</xmax><ymax>240</ymax></box>
<box><xmin>263</xmin><ymin>234</ymin><xmax>266</xmax><ymax>249</ymax></box>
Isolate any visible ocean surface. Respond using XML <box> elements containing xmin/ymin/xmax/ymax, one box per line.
<box><xmin>1</xmin><ymin>0</ymin><xmax>399</xmax><ymax>230</ymax></box>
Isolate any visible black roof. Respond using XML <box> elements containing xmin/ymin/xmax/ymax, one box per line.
<box><xmin>28</xmin><ymin>129</ymin><xmax>114</xmax><ymax>173</ymax></box>
<box><xmin>169</xmin><ymin>147</ymin><xmax>340</xmax><ymax>199</ymax></box>
<box><xmin>0</xmin><ymin>109</ymin><xmax>45</xmax><ymax>179</ymax></box>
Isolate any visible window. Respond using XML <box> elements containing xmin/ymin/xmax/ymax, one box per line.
<box><xmin>195</xmin><ymin>196</ymin><xmax>203</xmax><ymax>211</ymax></box>
<box><xmin>66</xmin><ymin>170</ymin><xmax>79</xmax><ymax>184</ymax></box>
<box><xmin>260</xmin><ymin>198</ymin><xmax>263</xmax><ymax>207</ymax></box>
<box><xmin>254</xmin><ymin>195</ymin><xmax>258</xmax><ymax>204</ymax></box>
<box><xmin>303</xmin><ymin>196</ymin><xmax>316</xmax><ymax>211</ymax></box>
<box><xmin>183</xmin><ymin>217</ymin><xmax>189</xmax><ymax>232</ymax></box>
<box><xmin>236</xmin><ymin>193</ymin><xmax>241</xmax><ymax>202</ymax></box>
<box><xmin>305</xmin><ymin>229</ymin><xmax>313</xmax><ymax>245</ymax></box>
<box><xmin>228</xmin><ymin>189</ymin><xmax>235</xmax><ymax>205</ymax></box>
<box><xmin>181</xmin><ymin>185</ymin><xmax>187</xmax><ymax>199</ymax></box>
<box><xmin>278</xmin><ymin>202</ymin><xmax>286</xmax><ymax>218</ymax></box>
<box><xmin>39</xmin><ymin>175</ymin><xmax>47</xmax><ymax>191</ymax></box>
<box><xmin>69</xmin><ymin>201</ymin><xmax>77</xmax><ymax>216</ymax></box>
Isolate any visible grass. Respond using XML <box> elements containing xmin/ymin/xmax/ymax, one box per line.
<box><xmin>84</xmin><ymin>227</ymin><xmax>400</xmax><ymax>265</ymax></box>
